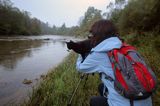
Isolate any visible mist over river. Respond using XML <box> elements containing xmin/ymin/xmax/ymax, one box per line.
<box><xmin>0</xmin><ymin>35</ymin><xmax>76</xmax><ymax>105</ymax></box>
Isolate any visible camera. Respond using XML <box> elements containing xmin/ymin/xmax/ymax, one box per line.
<box><xmin>66</xmin><ymin>39</ymin><xmax>92</xmax><ymax>60</ymax></box>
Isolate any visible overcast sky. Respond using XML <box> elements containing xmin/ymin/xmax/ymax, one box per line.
<box><xmin>11</xmin><ymin>0</ymin><xmax>112</xmax><ymax>27</ymax></box>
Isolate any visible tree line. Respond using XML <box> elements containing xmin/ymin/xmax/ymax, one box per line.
<box><xmin>0</xmin><ymin>0</ymin><xmax>159</xmax><ymax>36</ymax></box>
<box><xmin>0</xmin><ymin>0</ymin><xmax>81</xmax><ymax>36</ymax></box>
<box><xmin>0</xmin><ymin>0</ymin><xmax>110</xmax><ymax>36</ymax></box>
<box><xmin>0</xmin><ymin>0</ymin><xmax>42</xmax><ymax>35</ymax></box>
<box><xmin>73</xmin><ymin>0</ymin><xmax>160</xmax><ymax>37</ymax></box>
<box><xmin>106</xmin><ymin>0</ymin><xmax>160</xmax><ymax>34</ymax></box>
<box><xmin>55</xmin><ymin>0</ymin><xmax>160</xmax><ymax>37</ymax></box>
<box><xmin>0</xmin><ymin>0</ymin><xmax>74</xmax><ymax>36</ymax></box>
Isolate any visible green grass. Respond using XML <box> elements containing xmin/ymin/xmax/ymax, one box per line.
<box><xmin>25</xmin><ymin>33</ymin><xmax>160</xmax><ymax>106</ymax></box>
<box><xmin>25</xmin><ymin>53</ymin><xmax>100</xmax><ymax>106</ymax></box>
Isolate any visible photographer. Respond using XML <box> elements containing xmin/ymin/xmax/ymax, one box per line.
<box><xmin>76</xmin><ymin>20</ymin><xmax>152</xmax><ymax>106</ymax></box>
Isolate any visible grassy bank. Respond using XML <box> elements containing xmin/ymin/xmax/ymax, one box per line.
<box><xmin>25</xmin><ymin>52</ymin><xmax>100</xmax><ymax>106</ymax></box>
<box><xmin>25</xmin><ymin>33</ymin><xmax>160</xmax><ymax>106</ymax></box>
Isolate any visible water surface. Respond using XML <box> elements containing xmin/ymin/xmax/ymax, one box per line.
<box><xmin>0</xmin><ymin>35</ymin><xmax>75</xmax><ymax>105</ymax></box>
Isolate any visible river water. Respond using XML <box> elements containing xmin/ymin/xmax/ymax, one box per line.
<box><xmin>0</xmin><ymin>35</ymin><xmax>76</xmax><ymax>106</ymax></box>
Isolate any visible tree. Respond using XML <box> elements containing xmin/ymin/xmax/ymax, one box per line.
<box><xmin>104</xmin><ymin>0</ymin><xmax>160</xmax><ymax>34</ymax></box>
<box><xmin>118</xmin><ymin>0</ymin><xmax>160</xmax><ymax>33</ymax></box>
<box><xmin>77</xmin><ymin>7</ymin><xmax>102</xmax><ymax>36</ymax></box>
<box><xmin>0</xmin><ymin>0</ymin><xmax>53</xmax><ymax>35</ymax></box>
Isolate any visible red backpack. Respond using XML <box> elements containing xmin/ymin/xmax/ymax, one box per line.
<box><xmin>107</xmin><ymin>43</ymin><xmax>157</xmax><ymax>104</ymax></box>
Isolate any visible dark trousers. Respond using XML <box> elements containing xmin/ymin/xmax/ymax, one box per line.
<box><xmin>90</xmin><ymin>83</ymin><xmax>109</xmax><ymax>106</ymax></box>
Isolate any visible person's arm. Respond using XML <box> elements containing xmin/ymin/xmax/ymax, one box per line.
<box><xmin>76</xmin><ymin>52</ymin><xmax>103</xmax><ymax>73</ymax></box>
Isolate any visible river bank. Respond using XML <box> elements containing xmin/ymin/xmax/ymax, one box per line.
<box><xmin>25</xmin><ymin>52</ymin><xmax>100</xmax><ymax>106</ymax></box>
<box><xmin>25</xmin><ymin>33</ymin><xmax>160</xmax><ymax>106</ymax></box>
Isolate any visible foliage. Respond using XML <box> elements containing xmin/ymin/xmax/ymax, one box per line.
<box><xmin>51</xmin><ymin>23</ymin><xmax>79</xmax><ymax>36</ymax></box>
<box><xmin>105</xmin><ymin>0</ymin><xmax>160</xmax><ymax>34</ymax></box>
<box><xmin>76</xmin><ymin>7</ymin><xmax>102</xmax><ymax>37</ymax></box>
<box><xmin>0</xmin><ymin>0</ymin><xmax>53</xmax><ymax>35</ymax></box>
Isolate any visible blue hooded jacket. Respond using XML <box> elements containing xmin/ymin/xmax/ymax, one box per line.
<box><xmin>76</xmin><ymin>37</ymin><xmax>152</xmax><ymax>106</ymax></box>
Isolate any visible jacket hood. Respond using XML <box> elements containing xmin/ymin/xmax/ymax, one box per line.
<box><xmin>91</xmin><ymin>37</ymin><xmax>122</xmax><ymax>52</ymax></box>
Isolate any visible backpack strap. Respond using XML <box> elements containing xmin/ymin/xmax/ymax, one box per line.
<box><xmin>107</xmin><ymin>50</ymin><xmax>121</xmax><ymax>71</ymax></box>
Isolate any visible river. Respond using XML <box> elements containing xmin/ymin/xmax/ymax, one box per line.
<box><xmin>0</xmin><ymin>35</ymin><xmax>76</xmax><ymax>106</ymax></box>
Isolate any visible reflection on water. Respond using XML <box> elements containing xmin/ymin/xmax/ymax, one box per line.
<box><xmin>0</xmin><ymin>40</ymin><xmax>44</xmax><ymax>70</ymax></box>
<box><xmin>0</xmin><ymin>35</ymin><xmax>74</xmax><ymax>105</ymax></box>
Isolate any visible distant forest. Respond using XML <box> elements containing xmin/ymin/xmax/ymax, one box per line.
<box><xmin>0</xmin><ymin>0</ymin><xmax>159</xmax><ymax>36</ymax></box>
<box><xmin>0</xmin><ymin>0</ymin><xmax>46</xmax><ymax>35</ymax></box>
<box><xmin>0</xmin><ymin>0</ymin><xmax>78</xmax><ymax>35</ymax></box>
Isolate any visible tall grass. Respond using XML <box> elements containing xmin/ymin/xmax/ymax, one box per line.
<box><xmin>25</xmin><ymin>33</ymin><xmax>160</xmax><ymax>106</ymax></box>
<box><xmin>25</xmin><ymin>53</ymin><xmax>100</xmax><ymax>106</ymax></box>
